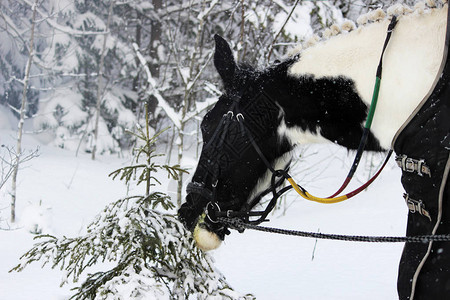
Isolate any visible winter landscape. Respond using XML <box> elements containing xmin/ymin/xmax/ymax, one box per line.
<box><xmin>0</xmin><ymin>0</ymin><xmax>430</xmax><ymax>299</ymax></box>
<box><xmin>0</xmin><ymin>106</ymin><xmax>408</xmax><ymax>299</ymax></box>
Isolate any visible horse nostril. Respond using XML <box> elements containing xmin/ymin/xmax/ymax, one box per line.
<box><xmin>178</xmin><ymin>202</ymin><xmax>199</xmax><ymax>231</ymax></box>
<box><xmin>178</xmin><ymin>193</ymin><xmax>209</xmax><ymax>231</ymax></box>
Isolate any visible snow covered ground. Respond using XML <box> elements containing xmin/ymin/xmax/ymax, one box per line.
<box><xmin>0</xmin><ymin>115</ymin><xmax>408</xmax><ymax>299</ymax></box>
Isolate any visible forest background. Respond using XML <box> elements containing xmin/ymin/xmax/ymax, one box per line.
<box><xmin>0</xmin><ymin>0</ymin><xmax>421</xmax><ymax>299</ymax></box>
<box><xmin>0</xmin><ymin>0</ymin><xmax>417</xmax><ymax>206</ymax></box>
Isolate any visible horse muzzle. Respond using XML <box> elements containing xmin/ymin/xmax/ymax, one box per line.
<box><xmin>178</xmin><ymin>190</ymin><xmax>230</xmax><ymax>251</ymax></box>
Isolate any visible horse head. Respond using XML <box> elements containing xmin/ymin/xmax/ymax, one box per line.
<box><xmin>178</xmin><ymin>35</ymin><xmax>293</xmax><ymax>250</ymax></box>
<box><xmin>178</xmin><ymin>31</ymin><xmax>387</xmax><ymax>251</ymax></box>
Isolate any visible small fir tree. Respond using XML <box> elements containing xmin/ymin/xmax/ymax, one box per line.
<box><xmin>11</xmin><ymin>112</ymin><xmax>251</xmax><ymax>299</ymax></box>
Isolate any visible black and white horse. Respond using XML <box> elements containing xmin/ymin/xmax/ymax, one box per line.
<box><xmin>179</xmin><ymin>4</ymin><xmax>450</xmax><ymax>299</ymax></box>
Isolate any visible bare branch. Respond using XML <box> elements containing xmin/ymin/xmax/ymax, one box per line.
<box><xmin>0</xmin><ymin>145</ymin><xmax>39</xmax><ymax>191</ymax></box>
<box><xmin>267</xmin><ymin>0</ymin><xmax>300</xmax><ymax>63</ymax></box>
<box><xmin>186</xmin><ymin>51</ymin><xmax>213</xmax><ymax>96</ymax></box>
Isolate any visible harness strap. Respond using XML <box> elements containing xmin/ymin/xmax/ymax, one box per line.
<box><xmin>403</xmin><ymin>193</ymin><xmax>432</xmax><ymax>222</ymax></box>
<box><xmin>395</xmin><ymin>155</ymin><xmax>431</xmax><ymax>177</ymax></box>
<box><xmin>243</xmin><ymin>120</ymin><xmax>276</xmax><ymax>174</ymax></box>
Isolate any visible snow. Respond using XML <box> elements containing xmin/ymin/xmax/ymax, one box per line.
<box><xmin>34</xmin><ymin>87</ymin><xmax>87</xmax><ymax>131</ymax></box>
<box><xmin>0</xmin><ymin>128</ymin><xmax>133</xmax><ymax>299</ymax></box>
<box><xmin>197</xmin><ymin>0</ymin><xmax>219</xmax><ymax>21</ymax></box>
<box><xmin>0</xmin><ymin>122</ymin><xmax>408</xmax><ymax>299</ymax></box>
<box><xmin>273</xmin><ymin>3</ymin><xmax>314</xmax><ymax>40</ymax></box>
<box><xmin>0</xmin><ymin>106</ymin><xmax>19</xmax><ymax>130</ymax></box>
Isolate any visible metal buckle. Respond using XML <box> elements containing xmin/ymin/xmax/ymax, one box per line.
<box><xmin>408</xmin><ymin>200</ymin><xmax>418</xmax><ymax>214</ymax></box>
<box><xmin>417</xmin><ymin>159</ymin><xmax>424</xmax><ymax>176</ymax></box>
<box><xmin>402</xmin><ymin>156</ymin><xmax>415</xmax><ymax>173</ymax></box>
<box><xmin>205</xmin><ymin>202</ymin><xmax>221</xmax><ymax>223</ymax></box>
<box><xmin>403</xmin><ymin>193</ymin><xmax>431</xmax><ymax>221</ymax></box>
<box><xmin>396</xmin><ymin>155</ymin><xmax>432</xmax><ymax>177</ymax></box>
<box><xmin>417</xmin><ymin>159</ymin><xmax>431</xmax><ymax>177</ymax></box>
<box><xmin>404</xmin><ymin>193</ymin><xmax>416</xmax><ymax>213</ymax></box>
<box><xmin>236</xmin><ymin>113</ymin><xmax>244</xmax><ymax>122</ymax></box>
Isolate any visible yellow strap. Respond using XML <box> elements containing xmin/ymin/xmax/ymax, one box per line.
<box><xmin>287</xmin><ymin>178</ymin><xmax>348</xmax><ymax>204</ymax></box>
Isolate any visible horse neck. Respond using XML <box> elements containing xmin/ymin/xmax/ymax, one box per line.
<box><xmin>284</xmin><ymin>6</ymin><xmax>447</xmax><ymax>150</ymax></box>
<box><xmin>269</xmin><ymin>72</ymin><xmax>383</xmax><ymax>152</ymax></box>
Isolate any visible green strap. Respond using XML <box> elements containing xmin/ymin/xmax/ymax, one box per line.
<box><xmin>365</xmin><ymin>76</ymin><xmax>381</xmax><ymax>129</ymax></box>
<box><xmin>329</xmin><ymin>16</ymin><xmax>398</xmax><ymax>198</ymax></box>
<box><xmin>364</xmin><ymin>15</ymin><xmax>398</xmax><ymax>130</ymax></box>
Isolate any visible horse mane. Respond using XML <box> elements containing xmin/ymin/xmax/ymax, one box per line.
<box><xmin>287</xmin><ymin>0</ymin><xmax>448</xmax><ymax>57</ymax></box>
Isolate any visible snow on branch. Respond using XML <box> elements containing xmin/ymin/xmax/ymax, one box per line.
<box><xmin>185</xmin><ymin>51</ymin><xmax>213</xmax><ymax>93</ymax></box>
<box><xmin>197</xmin><ymin>0</ymin><xmax>219</xmax><ymax>21</ymax></box>
<box><xmin>161</xmin><ymin>0</ymin><xmax>228</xmax><ymax>18</ymax></box>
<box><xmin>21</xmin><ymin>0</ymin><xmax>110</xmax><ymax>36</ymax></box>
<box><xmin>132</xmin><ymin>43</ymin><xmax>182</xmax><ymax>130</ymax></box>
<box><xmin>184</xmin><ymin>96</ymin><xmax>218</xmax><ymax>123</ymax></box>
<box><xmin>204</xmin><ymin>81</ymin><xmax>223</xmax><ymax>97</ymax></box>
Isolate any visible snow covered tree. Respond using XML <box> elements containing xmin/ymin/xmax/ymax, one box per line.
<box><xmin>11</xmin><ymin>112</ymin><xmax>252</xmax><ymax>299</ymax></box>
<box><xmin>0</xmin><ymin>0</ymin><xmax>140</xmax><ymax>156</ymax></box>
<box><xmin>48</xmin><ymin>0</ymin><xmax>139</xmax><ymax>155</ymax></box>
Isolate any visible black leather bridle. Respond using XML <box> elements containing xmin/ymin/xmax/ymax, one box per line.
<box><xmin>186</xmin><ymin>93</ymin><xmax>292</xmax><ymax>229</ymax></box>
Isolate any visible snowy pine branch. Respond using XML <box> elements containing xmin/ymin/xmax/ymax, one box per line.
<box><xmin>11</xmin><ymin>129</ymin><xmax>250</xmax><ymax>299</ymax></box>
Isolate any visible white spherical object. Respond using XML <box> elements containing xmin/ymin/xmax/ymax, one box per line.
<box><xmin>193</xmin><ymin>223</ymin><xmax>222</xmax><ymax>251</ymax></box>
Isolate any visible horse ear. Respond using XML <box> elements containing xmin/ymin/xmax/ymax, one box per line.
<box><xmin>214</xmin><ymin>34</ymin><xmax>236</xmax><ymax>86</ymax></box>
